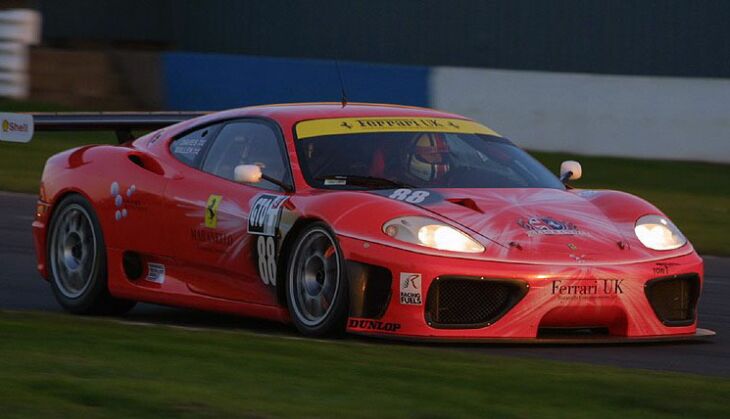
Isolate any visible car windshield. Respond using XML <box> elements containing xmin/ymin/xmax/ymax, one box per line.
<box><xmin>294</xmin><ymin>131</ymin><xmax>564</xmax><ymax>190</ymax></box>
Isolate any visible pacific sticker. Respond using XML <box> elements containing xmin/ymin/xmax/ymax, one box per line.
<box><xmin>551</xmin><ymin>279</ymin><xmax>624</xmax><ymax>298</ymax></box>
<box><xmin>248</xmin><ymin>194</ymin><xmax>288</xmax><ymax>236</ymax></box>
<box><xmin>146</xmin><ymin>263</ymin><xmax>165</xmax><ymax>284</ymax></box>
<box><xmin>205</xmin><ymin>194</ymin><xmax>222</xmax><ymax>228</ymax></box>
<box><xmin>399</xmin><ymin>273</ymin><xmax>422</xmax><ymax>305</ymax></box>
<box><xmin>517</xmin><ymin>216</ymin><xmax>585</xmax><ymax>237</ymax></box>
<box><xmin>348</xmin><ymin>318</ymin><xmax>402</xmax><ymax>333</ymax></box>
<box><xmin>323</xmin><ymin>178</ymin><xmax>347</xmax><ymax>186</ymax></box>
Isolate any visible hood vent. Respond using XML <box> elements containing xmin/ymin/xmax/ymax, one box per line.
<box><xmin>446</xmin><ymin>198</ymin><xmax>483</xmax><ymax>213</ymax></box>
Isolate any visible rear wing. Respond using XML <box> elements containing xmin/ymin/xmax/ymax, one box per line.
<box><xmin>0</xmin><ymin>111</ymin><xmax>208</xmax><ymax>144</ymax></box>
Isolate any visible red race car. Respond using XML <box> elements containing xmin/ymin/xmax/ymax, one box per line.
<box><xmin>8</xmin><ymin>103</ymin><xmax>714</xmax><ymax>342</ymax></box>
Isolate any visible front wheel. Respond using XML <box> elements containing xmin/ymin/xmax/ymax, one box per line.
<box><xmin>286</xmin><ymin>223</ymin><xmax>348</xmax><ymax>337</ymax></box>
<box><xmin>47</xmin><ymin>194</ymin><xmax>136</xmax><ymax>315</ymax></box>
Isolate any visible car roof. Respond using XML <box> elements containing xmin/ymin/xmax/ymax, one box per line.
<box><xmin>215</xmin><ymin>102</ymin><xmax>473</xmax><ymax>123</ymax></box>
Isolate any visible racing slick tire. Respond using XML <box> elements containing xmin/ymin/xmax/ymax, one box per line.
<box><xmin>286</xmin><ymin>222</ymin><xmax>349</xmax><ymax>337</ymax></box>
<box><xmin>47</xmin><ymin>194</ymin><xmax>136</xmax><ymax>315</ymax></box>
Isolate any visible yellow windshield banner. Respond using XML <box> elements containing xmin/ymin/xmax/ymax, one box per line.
<box><xmin>295</xmin><ymin>117</ymin><xmax>499</xmax><ymax>139</ymax></box>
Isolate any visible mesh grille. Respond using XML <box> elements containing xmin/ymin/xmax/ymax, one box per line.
<box><xmin>645</xmin><ymin>274</ymin><xmax>700</xmax><ymax>326</ymax></box>
<box><xmin>426</xmin><ymin>278</ymin><xmax>526</xmax><ymax>328</ymax></box>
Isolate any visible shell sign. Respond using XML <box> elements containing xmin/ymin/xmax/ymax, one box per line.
<box><xmin>0</xmin><ymin>113</ymin><xmax>34</xmax><ymax>143</ymax></box>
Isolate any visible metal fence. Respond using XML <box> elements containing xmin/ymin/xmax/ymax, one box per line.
<box><xmin>35</xmin><ymin>0</ymin><xmax>730</xmax><ymax>78</ymax></box>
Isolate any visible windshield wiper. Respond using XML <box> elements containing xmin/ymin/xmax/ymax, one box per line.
<box><xmin>315</xmin><ymin>174</ymin><xmax>414</xmax><ymax>189</ymax></box>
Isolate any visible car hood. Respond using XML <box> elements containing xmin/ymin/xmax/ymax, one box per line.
<box><xmin>415</xmin><ymin>188</ymin><xmax>658</xmax><ymax>264</ymax></box>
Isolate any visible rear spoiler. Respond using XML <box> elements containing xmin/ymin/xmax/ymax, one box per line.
<box><xmin>0</xmin><ymin>111</ymin><xmax>208</xmax><ymax>144</ymax></box>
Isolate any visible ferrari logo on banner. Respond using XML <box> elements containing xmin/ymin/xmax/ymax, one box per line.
<box><xmin>205</xmin><ymin>194</ymin><xmax>222</xmax><ymax>228</ymax></box>
<box><xmin>295</xmin><ymin>117</ymin><xmax>500</xmax><ymax>139</ymax></box>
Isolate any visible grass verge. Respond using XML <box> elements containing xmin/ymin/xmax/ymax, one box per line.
<box><xmin>1</xmin><ymin>98</ymin><xmax>728</xmax><ymax>254</ymax></box>
<box><xmin>0</xmin><ymin>311</ymin><xmax>728</xmax><ymax>418</ymax></box>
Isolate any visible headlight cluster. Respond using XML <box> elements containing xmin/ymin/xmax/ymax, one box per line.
<box><xmin>634</xmin><ymin>215</ymin><xmax>687</xmax><ymax>251</ymax></box>
<box><xmin>383</xmin><ymin>216</ymin><xmax>484</xmax><ymax>253</ymax></box>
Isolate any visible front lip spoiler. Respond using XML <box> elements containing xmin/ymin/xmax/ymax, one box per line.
<box><xmin>350</xmin><ymin>328</ymin><xmax>716</xmax><ymax>345</ymax></box>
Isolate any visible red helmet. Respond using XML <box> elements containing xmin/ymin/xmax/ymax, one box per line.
<box><xmin>407</xmin><ymin>133</ymin><xmax>450</xmax><ymax>181</ymax></box>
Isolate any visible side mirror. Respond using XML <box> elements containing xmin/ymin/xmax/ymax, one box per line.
<box><xmin>234</xmin><ymin>164</ymin><xmax>262</xmax><ymax>184</ymax></box>
<box><xmin>559</xmin><ymin>160</ymin><xmax>582</xmax><ymax>182</ymax></box>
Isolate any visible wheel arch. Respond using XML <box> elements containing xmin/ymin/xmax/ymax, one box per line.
<box><xmin>45</xmin><ymin>188</ymin><xmax>100</xmax><ymax>249</ymax></box>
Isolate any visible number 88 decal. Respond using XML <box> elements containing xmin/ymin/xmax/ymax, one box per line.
<box><xmin>257</xmin><ymin>236</ymin><xmax>277</xmax><ymax>285</ymax></box>
<box><xmin>389</xmin><ymin>188</ymin><xmax>430</xmax><ymax>204</ymax></box>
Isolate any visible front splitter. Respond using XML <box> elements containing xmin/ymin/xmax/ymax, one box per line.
<box><xmin>350</xmin><ymin>328</ymin><xmax>716</xmax><ymax>345</ymax></box>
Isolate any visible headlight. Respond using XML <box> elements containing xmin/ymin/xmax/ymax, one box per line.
<box><xmin>634</xmin><ymin>215</ymin><xmax>687</xmax><ymax>251</ymax></box>
<box><xmin>383</xmin><ymin>216</ymin><xmax>484</xmax><ymax>253</ymax></box>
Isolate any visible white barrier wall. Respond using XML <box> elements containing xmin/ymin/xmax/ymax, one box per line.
<box><xmin>0</xmin><ymin>9</ymin><xmax>41</xmax><ymax>99</ymax></box>
<box><xmin>432</xmin><ymin>67</ymin><xmax>730</xmax><ymax>163</ymax></box>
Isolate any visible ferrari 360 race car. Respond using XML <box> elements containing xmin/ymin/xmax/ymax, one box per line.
<box><xmin>3</xmin><ymin>103</ymin><xmax>713</xmax><ymax>342</ymax></box>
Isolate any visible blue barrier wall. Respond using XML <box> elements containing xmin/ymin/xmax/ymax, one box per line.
<box><xmin>162</xmin><ymin>52</ymin><xmax>429</xmax><ymax>110</ymax></box>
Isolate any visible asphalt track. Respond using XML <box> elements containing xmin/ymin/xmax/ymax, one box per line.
<box><xmin>1</xmin><ymin>191</ymin><xmax>728</xmax><ymax>377</ymax></box>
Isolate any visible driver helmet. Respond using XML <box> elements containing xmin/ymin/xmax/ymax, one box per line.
<box><xmin>407</xmin><ymin>133</ymin><xmax>450</xmax><ymax>182</ymax></box>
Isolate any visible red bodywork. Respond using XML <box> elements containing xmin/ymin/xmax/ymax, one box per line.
<box><xmin>32</xmin><ymin>103</ymin><xmax>707</xmax><ymax>341</ymax></box>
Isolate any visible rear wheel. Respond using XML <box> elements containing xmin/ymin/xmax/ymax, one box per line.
<box><xmin>48</xmin><ymin>194</ymin><xmax>136</xmax><ymax>315</ymax></box>
<box><xmin>286</xmin><ymin>223</ymin><xmax>348</xmax><ymax>336</ymax></box>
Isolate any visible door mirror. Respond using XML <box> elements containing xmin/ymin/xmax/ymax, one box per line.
<box><xmin>559</xmin><ymin>160</ymin><xmax>582</xmax><ymax>182</ymax></box>
<box><xmin>234</xmin><ymin>164</ymin><xmax>262</xmax><ymax>184</ymax></box>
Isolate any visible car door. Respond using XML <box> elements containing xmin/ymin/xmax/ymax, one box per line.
<box><xmin>164</xmin><ymin>118</ymin><xmax>293</xmax><ymax>305</ymax></box>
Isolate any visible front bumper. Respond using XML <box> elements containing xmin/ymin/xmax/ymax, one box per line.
<box><xmin>339</xmin><ymin>235</ymin><xmax>710</xmax><ymax>341</ymax></box>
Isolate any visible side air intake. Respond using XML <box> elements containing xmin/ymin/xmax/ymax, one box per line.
<box><xmin>645</xmin><ymin>274</ymin><xmax>700</xmax><ymax>326</ymax></box>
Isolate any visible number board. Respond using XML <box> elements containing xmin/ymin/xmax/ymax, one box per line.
<box><xmin>248</xmin><ymin>194</ymin><xmax>288</xmax><ymax>236</ymax></box>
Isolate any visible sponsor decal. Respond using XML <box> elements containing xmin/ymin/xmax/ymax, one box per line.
<box><xmin>172</xmin><ymin>135</ymin><xmax>207</xmax><ymax>157</ymax></box>
<box><xmin>110</xmin><ymin>181</ymin><xmax>136</xmax><ymax>221</ymax></box>
<box><xmin>577</xmin><ymin>190</ymin><xmax>600</xmax><ymax>198</ymax></box>
<box><xmin>567</xmin><ymin>243</ymin><xmax>578</xmax><ymax>250</ymax></box>
<box><xmin>653</xmin><ymin>262</ymin><xmax>679</xmax><ymax>275</ymax></box>
<box><xmin>0</xmin><ymin>113</ymin><xmax>33</xmax><ymax>143</ymax></box>
<box><xmin>2</xmin><ymin>119</ymin><xmax>28</xmax><ymax>132</ymax></box>
<box><xmin>399</xmin><ymin>273</ymin><xmax>422</xmax><ymax>305</ymax></box>
<box><xmin>348</xmin><ymin>318</ymin><xmax>402</xmax><ymax>332</ymax></box>
<box><xmin>190</xmin><ymin>228</ymin><xmax>234</xmax><ymax>246</ymax></box>
<box><xmin>551</xmin><ymin>279</ymin><xmax>624</xmax><ymax>298</ymax></box>
<box><xmin>248</xmin><ymin>194</ymin><xmax>287</xmax><ymax>236</ymax></box>
<box><xmin>205</xmin><ymin>194</ymin><xmax>222</xmax><ymax>228</ymax></box>
<box><xmin>146</xmin><ymin>263</ymin><xmax>165</xmax><ymax>284</ymax></box>
<box><xmin>295</xmin><ymin>117</ymin><xmax>499</xmax><ymax>139</ymax></box>
<box><xmin>323</xmin><ymin>178</ymin><xmax>347</xmax><ymax>186</ymax></box>
<box><xmin>518</xmin><ymin>216</ymin><xmax>585</xmax><ymax>237</ymax></box>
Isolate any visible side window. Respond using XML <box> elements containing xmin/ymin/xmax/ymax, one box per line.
<box><xmin>201</xmin><ymin>121</ymin><xmax>290</xmax><ymax>191</ymax></box>
<box><xmin>170</xmin><ymin>126</ymin><xmax>216</xmax><ymax>167</ymax></box>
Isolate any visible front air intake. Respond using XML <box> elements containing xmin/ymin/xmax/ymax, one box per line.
<box><xmin>645</xmin><ymin>274</ymin><xmax>700</xmax><ymax>326</ymax></box>
<box><xmin>426</xmin><ymin>277</ymin><xmax>527</xmax><ymax>328</ymax></box>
